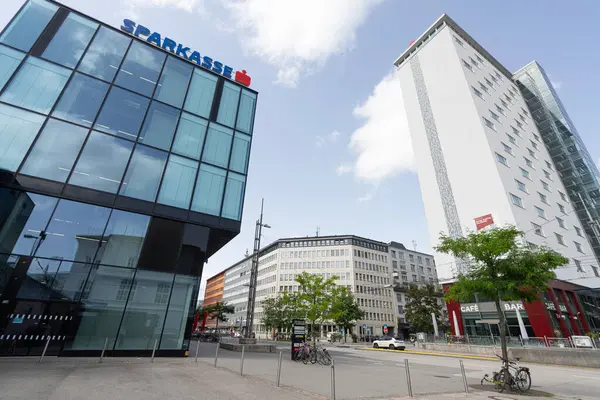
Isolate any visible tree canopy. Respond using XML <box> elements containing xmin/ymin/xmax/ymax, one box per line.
<box><xmin>201</xmin><ymin>301</ymin><xmax>235</xmax><ymax>330</ymax></box>
<box><xmin>404</xmin><ymin>284</ymin><xmax>442</xmax><ymax>334</ymax></box>
<box><xmin>436</xmin><ymin>225</ymin><xmax>568</xmax><ymax>361</ymax></box>
<box><xmin>330</xmin><ymin>285</ymin><xmax>365</xmax><ymax>342</ymax></box>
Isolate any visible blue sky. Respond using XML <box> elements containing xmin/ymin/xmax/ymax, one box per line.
<box><xmin>3</xmin><ymin>0</ymin><xmax>599</xmax><ymax>297</ymax></box>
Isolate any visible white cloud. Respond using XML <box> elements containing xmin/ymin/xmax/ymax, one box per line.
<box><xmin>349</xmin><ymin>69</ymin><xmax>415</xmax><ymax>182</ymax></box>
<box><xmin>316</xmin><ymin>130</ymin><xmax>341</xmax><ymax>148</ymax></box>
<box><xmin>224</xmin><ymin>0</ymin><xmax>383</xmax><ymax>86</ymax></box>
<box><xmin>125</xmin><ymin>0</ymin><xmax>202</xmax><ymax>12</ymax></box>
<box><xmin>336</xmin><ymin>164</ymin><xmax>353</xmax><ymax>175</ymax></box>
<box><xmin>551</xmin><ymin>80</ymin><xmax>563</xmax><ymax>90</ymax></box>
<box><xmin>357</xmin><ymin>193</ymin><xmax>373</xmax><ymax>203</ymax></box>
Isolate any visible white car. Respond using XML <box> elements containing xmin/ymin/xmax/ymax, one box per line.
<box><xmin>373</xmin><ymin>336</ymin><xmax>405</xmax><ymax>350</ymax></box>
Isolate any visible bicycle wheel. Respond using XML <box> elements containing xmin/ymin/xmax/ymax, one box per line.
<box><xmin>515</xmin><ymin>368</ymin><xmax>531</xmax><ymax>392</ymax></box>
<box><xmin>302</xmin><ymin>349</ymin><xmax>309</xmax><ymax>364</ymax></box>
<box><xmin>310</xmin><ymin>349</ymin><xmax>318</xmax><ymax>364</ymax></box>
<box><xmin>495</xmin><ymin>368</ymin><xmax>510</xmax><ymax>393</ymax></box>
<box><xmin>321</xmin><ymin>349</ymin><xmax>332</xmax><ymax>366</ymax></box>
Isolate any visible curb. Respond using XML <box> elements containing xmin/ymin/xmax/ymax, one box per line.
<box><xmin>359</xmin><ymin>347</ymin><xmax>498</xmax><ymax>361</ymax></box>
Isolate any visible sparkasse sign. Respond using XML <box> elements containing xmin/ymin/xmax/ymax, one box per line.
<box><xmin>120</xmin><ymin>19</ymin><xmax>251</xmax><ymax>87</ymax></box>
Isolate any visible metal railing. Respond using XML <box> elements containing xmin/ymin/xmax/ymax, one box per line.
<box><xmin>421</xmin><ymin>333</ymin><xmax>599</xmax><ymax>350</ymax></box>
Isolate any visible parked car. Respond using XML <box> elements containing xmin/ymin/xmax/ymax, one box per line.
<box><xmin>372</xmin><ymin>336</ymin><xmax>405</xmax><ymax>350</ymax></box>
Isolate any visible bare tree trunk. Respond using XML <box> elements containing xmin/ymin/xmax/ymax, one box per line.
<box><xmin>494</xmin><ymin>297</ymin><xmax>508</xmax><ymax>362</ymax></box>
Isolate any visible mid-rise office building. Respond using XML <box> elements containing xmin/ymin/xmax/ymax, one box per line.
<box><xmin>394</xmin><ymin>14</ymin><xmax>600</xmax><ymax>288</ymax></box>
<box><xmin>0</xmin><ymin>0</ymin><xmax>256</xmax><ymax>356</ymax></box>
<box><xmin>202</xmin><ymin>271</ymin><xmax>225</xmax><ymax>328</ymax></box>
<box><xmin>209</xmin><ymin>235</ymin><xmax>439</xmax><ymax>338</ymax></box>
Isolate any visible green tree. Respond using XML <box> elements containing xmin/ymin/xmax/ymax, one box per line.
<box><xmin>404</xmin><ymin>284</ymin><xmax>442</xmax><ymax>334</ymax></box>
<box><xmin>330</xmin><ymin>286</ymin><xmax>365</xmax><ymax>342</ymax></box>
<box><xmin>294</xmin><ymin>271</ymin><xmax>338</xmax><ymax>344</ymax></box>
<box><xmin>202</xmin><ymin>301</ymin><xmax>235</xmax><ymax>332</ymax></box>
<box><xmin>436</xmin><ymin>226</ymin><xmax>567</xmax><ymax>362</ymax></box>
<box><xmin>262</xmin><ymin>296</ymin><xmax>286</xmax><ymax>338</ymax></box>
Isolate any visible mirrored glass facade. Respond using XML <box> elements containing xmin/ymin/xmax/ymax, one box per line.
<box><xmin>515</xmin><ymin>62</ymin><xmax>600</xmax><ymax>266</ymax></box>
<box><xmin>0</xmin><ymin>0</ymin><xmax>256</xmax><ymax>357</ymax></box>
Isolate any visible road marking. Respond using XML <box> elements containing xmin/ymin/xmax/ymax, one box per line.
<box><xmin>371</xmin><ymin>362</ymin><xmax>384</xmax><ymax>365</ymax></box>
<box><xmin>572</xmin><ymin>375</ymin><xmax>600</xmax><ymax>381</ymax></box>
<box><xmin>395</xmin><ymin>363</ymin><xmax>405</xmax><ymax>367</ymax></box>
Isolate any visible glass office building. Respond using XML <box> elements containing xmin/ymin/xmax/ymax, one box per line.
<box><xmin>0</xmin><ymin>0</ymin><xmax>256</xmax><ymax>356</ymax></box>
<box><xmin>515</xmin><ymin>62</ymin><xmax>600</xmax><ymax>273</ymax></box>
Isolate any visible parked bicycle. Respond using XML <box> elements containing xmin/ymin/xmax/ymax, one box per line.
<box><xmin>481</xmin><ymin>354</ymin><xmax>531</xmax><ymax>393</ymax></box>
<box><xmin>293</xmin><ymin>343</ymin><xmax>332</xmax><ymax>366</ymax></box>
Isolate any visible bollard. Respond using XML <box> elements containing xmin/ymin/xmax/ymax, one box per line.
<box><xmin>195</xmin><ymin>338</ymin><xmax>200</xmax><ymax>363</ymax></box>
<box><xmin>100</xmin><ymin>338</ymin><xmax>108</xmax><ymax>363</ymax></box>
<box><xmin>38</xmin><ymin>336</ymin><xmax>51</xmax><ymax>364</ymax></box>
<box><xmin>330</xmin><ymin>357</ymin><xmax>336</xmax><ymax>400</ymax></box>
<box><xmin>404</xmin><ymin>359</ymin><xmax>413</xmax><ymax>397</ymax></box>
<box><xmin>276</xmin><ymin>351</ymin><xmax>283</xmax><ymax>387</ymax></box>
<box><xmin>151</xmin><ymin>339</ymin><xmax>158</xmax><ymax>363</ymax></box>
<box><xmin>459</xmin><ymin>360</ymin><xmax>469</xmax><ymax>393</ymax></box>
<box><xmin>240</xmin><ymin>346</ymin><xmax>245</xmax><ymax>376</ymax></box>
<box><xmin>214</xmin><ymin>342</ymin><xmax>220</xmax><ymax>368</ymax></box>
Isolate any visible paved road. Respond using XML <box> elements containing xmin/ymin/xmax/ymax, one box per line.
<box><xmin>189</xmin><ymin>341</ymin><xmax>600</xmax><ymax>400</ymax></box>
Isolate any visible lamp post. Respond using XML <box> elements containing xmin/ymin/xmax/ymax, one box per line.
<box><xmin>244</xmin><ymin>199</ymin><xmax>271</xmax><ymax>338</ymax></box>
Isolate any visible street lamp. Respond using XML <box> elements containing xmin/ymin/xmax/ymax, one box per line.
<box><xmin>244</xmin><ymin>199</ymin><xmax>271</xmax><ymax>339</ymax></box>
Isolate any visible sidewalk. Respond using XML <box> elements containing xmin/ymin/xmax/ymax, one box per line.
<box><xmin>0</xmin><ymin>356</ymin><xmax>586</xmax><ymax>400</ymax></box>
<box><xmin>0</xmin><ymin>357</ymin><xmax>321</xmax><ymax>400</ymax></box>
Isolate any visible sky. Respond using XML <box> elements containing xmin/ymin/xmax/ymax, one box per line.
<box><xmin>2</xmin><ymin>0</ymin><xmax>600</xmax><ymax>299</ymax></box>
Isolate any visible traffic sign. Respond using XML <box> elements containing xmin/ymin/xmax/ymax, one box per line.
<box><xmin>362</xmin><ymin>324</ymin><xmax>366</xmax><ymax>328</ymax></box>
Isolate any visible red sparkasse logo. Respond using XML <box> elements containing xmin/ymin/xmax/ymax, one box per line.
<box><xmin>475</xmin><ymin>214</ymin><xmax>494</xmax><ymax>231</ymax></box>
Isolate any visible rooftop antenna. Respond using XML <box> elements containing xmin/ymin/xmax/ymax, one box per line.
<box><xmin>316</xmin><ymin>226</ymin><xmax>320</xmax><ymax>237</ymax></box>
<box><xmin>412</xmin><ymin>240</ymin><xmax>417</xmax><ymax>251</ymax></box>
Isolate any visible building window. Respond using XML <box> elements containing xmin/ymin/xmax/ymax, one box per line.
<box><xmin>0</xmin><ymin>104</ymin><xmax>45</xmax><ymax>172</ymax></box>
<box><xmin>592</xmin><ymin>266</ymin><xmax>600</xmax><ymax>278</ymax></box>
<box><xmin>155</xmin><ymin>283</ymin><xmax>171</xmax><ymax>304</ymax></box>
<box><xmin>545</xmin><ymin>160</ymin><xmax>554</xmax><ymax>171</ymax></box>
<box><xmin>541</xmin><ymin>180</ymin><xmax>550</xmax><ymax>191</ymax></box>
<box><xmin>42</xmin><ymin>13</ymin><xmax>98</xmax><ymax>69</ymax></box>
<box><xmin>462</xmin><ymin>59</ymin><xmax>473</xmax><ymax>71</ymax></box>
<box><xmin>574</xmin><ymin>242</ymin><xmax>584</xmax><ymax>253</ymax></box>
<box><xmin>115</xmin><ymin>41</ymin><xmax>166</xmax><ymax>97</ymax></box>
<box><xmin>574</xmin><ymin>259</ymin><xmax>583</xmax><ymax>272</ymax></box>
<box><xmin>538</xmin><ymin>192</ymin><xmax>548</xmax><ymax>204</ymax></box>
<box><xmin>559</xmin><ymin>191</ymin><xmax>567</xmax><ymax>202</ymax></box>
<box><xmin>516</xmin><ymin>120</ymin><xmax>523</xmax><ymax>129</ymax></box>
<box><xmin>557</xmin><ymin>203</ymin><xmax>565</xmax><ymax>214</ymax></box>
<box><xmin>157</xmin><ymin>155</ymin><xmax>198</xmax><ymax>209</ymax></box>
<box><xmin>0</xmin><ymin>0</ymin><xmax>58</xmax><ymax>52</ymax></box>
<box><xmin>502</xmin><ymin>142</ymin><xmax>513</xmax><ymax>155</ymax></box>
<box><xmin>520</xmin><ymin>168</ymin><xmax>530</xmax><ymax>179</ymax></box>
<box><xmin>574</xmin><ymin>226</ymin><xmax>583</xmax><ymax>237</ymax></box>
<box><xmin>511</xmin><ymin>126</ymin><xmax>521</xmax><ymax>137</ymax></box>
<box><xmin>555</xmin><ymin>233</ymin><xmax>565</xmax><ymax>246</ymax></box>
<box><xmin>480</xmin><ymin>82</ymin><xmax>489</xmax><ymax>94</ymax></box>
<box><xmin>483</xmin><ymin>117</ymin><xmax>496</xmax><ymax>130</ymax></box>
<box><xmin>120</xmin><ymin>145</ymin><xmax>168</xmax><ymax>202</ymax></box>
<box><xmin>202</xmin><ymin>123</ymin><xmax>233</xmax><ymax>168</ymax></box>
<box><xmin>184</xmin><ymin>68</ymin><xmax>218</xmax><ymax>119</ymax></box>
<box><xmin>491</xmin><ymin>111</ymin><xmax>500</xmax><ymax>122</ymax></box>
<box><xmin>171</xmin><ymin>112</ymin><xmax>208</xmax><ymax>160</ymax></box>
<box><xmin>501</xmin><ymin>99</ymin><xmax>509</xmax><ymax>109</ymax></box>
<box><xmin>473</xmin><ymin>86</ymin><xmax>484</xmax><ymax>99</ymax></box>
<box><xmin>535</xmin><ymin>206</ymin><xmax>546</xmax><ymax>219</ymax></box>
<box><xmin>470</xmin><ymin>57</ymin><xmax>480</xmax><ymax>69</ymax></box>
<box><xmin>222</xmin><ymin>173</ymin><xmax>246</xmax><ymax>221</ymax></box>
<box><xmin>454</xmin><ymin>36</ymin><xmax>464</xmax><ymax>47</ymax></box>
<box><xmin>495</xmin><ymin>153</ymin><xmax>508</xmax><ymax>166</ymax></box>
<box><xmin>515</xmin><ymin>179</ymin><xmax>527</xmax><ymax>193</ymax></box>
<box><xmin>507</xmin><ymin>134</ymin><xmax>516</xmax><ymax>144</ymax></box>
<box><xmin>524</xmin><ymin>157</ymin><xmax>533</xmax><ymax>168</ymax></box>
<box><xmin>543</xmin><ymin>170</ymin><xmax>552</xmax><ymax>180</ymax></box>
<box><xmin>496</xmin><ymin>104</ymin><xmax>506</xmax><ymax>116</ymax></box>
<box><xmin>154</xmin><ymin>56</ymin><xmax>194</xmax><ymax>108</ymax></box>
<box><xmin>1</xmin><ymin>56</ymin><xmax>71</xmax><ymax>114</ymax></box>
<box><xmin>528</xmin><ymin>148</ymin><xmax>536</xmax><ymax>159</ymax></box>
<box><xmin>21</xmin><ymin>119</ymin><xmax>89</xmax><ymax>183</ymax></box>
<box><xmin>530</xmin><ymin>140</ymin><xmax>539</xmax><ymax>150</ymax></box>
<box><xmin>556</xmin><ymin>217</ymin><xmax>565</xmax><ymax>229</ymax></box>
<box><xmin>139</xmin><ymin>101</ymin><xmax>181</xmax><ymax>151</ymax></box>
<box><xmin>69</xmin><ymin>131</ymin><xmax>134</xmax><ymax>193</ymax></box>
<box><xmin>52</xmin><ymin>73</ymin><xmax>109</xmax><ymax>127</ymax></box>
<box><xmin>533</xmin><ymin>133</ymin><xmax>540</xmax><ymax>142</ymax></box>
<box><xmin>510</xmin><ymin>193</ymin><xmax>523</xmax><ymax>208</ymax></box>
<box><xmin>230</xmin><ymin>133</ymin><xmax>251</xmax><ymax>174</ymax></box>
<box><xmin>236</xmin><ymin>90</ymin><xmax>257</xmax><ymax>135</ymax></box>
<box><xmin>532</xmin><ymin>222</ymin><xmax>544</xmax><ymax>236</ymax></box>
<box><xmin>217</xmin><ymin>82</ymin><xmax>241</xmax><ymax>128</ymax></box>
<box><xmin>94</xmin><ymin>86</ymin><xmax>150</xmax><ymax>140</ymax></box>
